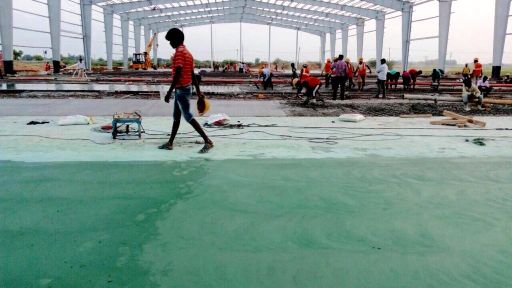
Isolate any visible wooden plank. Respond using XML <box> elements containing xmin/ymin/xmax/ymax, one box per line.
<box><xmin>399</xmin><ymin>113</ymin><xmax>433</xmax><ymax>118</ymax></box>
<box><xmin>483</xmin><ymin>98</ymin><xmax>512</xmax><ymax>105</ymax></box>
<box><xmin>442</xmin><ymin>110</ymin><xmax>486</xmax><ymax>127</ymax></box>
<box><xmin>430</xmin><ymin>119</ymin><xmax>468</xmax><ymax>125</ymax></box>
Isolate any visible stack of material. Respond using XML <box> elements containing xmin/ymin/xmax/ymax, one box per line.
<box><xmin>430</xmin><ymin>111</ymin><xmax>486</xmax><ymax>128</ymax></box>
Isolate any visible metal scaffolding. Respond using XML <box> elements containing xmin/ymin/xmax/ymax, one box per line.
<box><xmin>1</xmin><ymin>0</ymin><xmax>510</xmax><ymax>77</ymax></box>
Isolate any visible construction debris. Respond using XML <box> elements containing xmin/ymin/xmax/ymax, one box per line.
<box><xmin>430</xmin><ymin>110</ymin><xmax>486</xmax><ymax>128</ymax></box>
<box><xmin>399</xmin><ymin>113</ymin><xmax>432</xmax><ymax>118</ymax></box>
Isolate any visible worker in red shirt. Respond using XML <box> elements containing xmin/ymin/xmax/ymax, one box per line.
<box><xmin>322</xmin><ymin>59</ymin><xmax>332</xmax><ymax>86</ymax></box>
<box><xmin>295</xmin><ymin>64</ymin><xmax>311</xmax><ymax>97</ymax></box>
<box><xmin>160</xmin><ymin>28</ymin><xmax>213</xmax><ymax>153</ymax></box>
<box><xmin>407</xmin><ymin>68</ymin><xmax>422</xmax><ymax>90</ymax></box>
<box><xmin>472</xmin><ymin>57</ymin><xmax>483</xmax><ymax>82</ymax></box>
<box><xmin>300</xmin><ymin>76</ymin><xmax>324</xmax><ymax>105</ymax></box>
<box><xmin>345</xmin><ymin>58</ymin><xmax>355</xmax><ymax>91</ymax></box>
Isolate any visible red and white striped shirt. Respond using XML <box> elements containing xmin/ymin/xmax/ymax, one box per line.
<box><xmin>172</xmin><ymin>44</ymin><xmax>194</xmax><ymax>88</ymax></box>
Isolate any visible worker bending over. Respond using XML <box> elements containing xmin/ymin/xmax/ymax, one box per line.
<box><xmin>462</xmin><ymin>77</ymin><xmax>484</xmax><ymax>111</ymax></box>
<box><xmin>160</xmin><ymin>28</ymin><xmax>213</xmax><ymax>153</ymax></box>
<box><xmin>301</xmin><ymin>76</ymin><xmax>324</xmax><ymax>105</ymax></box>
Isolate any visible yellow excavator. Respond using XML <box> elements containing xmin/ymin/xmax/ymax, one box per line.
<box><xmin>131</xmin><ymin>33</ymin><xmax>157</xmax><ymax>70</ymax></box>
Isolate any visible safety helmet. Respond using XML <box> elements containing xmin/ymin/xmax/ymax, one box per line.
<box><xmin>474</xmin><ymin>57</ymin><xmax>479</xmax><ymax>62</ymax></box>
<box><xmin>358</xmin><ymin>57</ymin><xmax>363</xmax><ymax>61</ymax></box>
<box><xmin>197</xmin><ymin>98</ymin><xmax>210</xmax><ymax>116</ymax></box>
<box><xmin>345</xmin><ymin>58</ymin><xmax>350</xmax><ymax>62</ymax></box>
<box><xmin>303</xmin><ymin>64</ymin><xmax>308</xmax><ymax>68</ymax></box>
<box><xmin>326</xmin><ymin>58</ymin><xmax>331</xmax><ymax>62</ymax></box>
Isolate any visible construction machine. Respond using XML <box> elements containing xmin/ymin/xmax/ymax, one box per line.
<box><xmin>131</xmin><ymin>33</ymin><xmax>157</xmax><ymax>70</ymax></box>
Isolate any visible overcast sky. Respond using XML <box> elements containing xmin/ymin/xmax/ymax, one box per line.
<box><xmin>3</xmin><ymin>0</ymin><xmax>512</xmax><ymax>64</ymax></box>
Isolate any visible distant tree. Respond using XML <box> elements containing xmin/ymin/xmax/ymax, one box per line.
<box><xmin>33</xmin><ymin>55</ymin><xmax>44</xmax><ymax>61</ymax></box>
<box><xmin>13</xmin><ymin>49</ymin><xmax>23</xmax><ymax>60</ymax></box>
<box><xmin>22</xmin><ymin>54</ymin><xmax>33</xmax><ymax>61</ymax></box>
<box><xmin>255</xmin><ymin>58</ymin><xmax>260</xmax><ymax>65</ymax></box>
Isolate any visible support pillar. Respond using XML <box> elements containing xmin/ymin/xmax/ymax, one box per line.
<box><xmin>48</xmin><ymin>0</ymin><xmax>61</xmax><ymax>73</ymax></box>
<box><xmin>330</xmin><ymin>29</ymin><xmax>336</xmax><ymax>60</ymax></box>
<box><xmin>210</xmin><ymin>23</ymin><xmax>214</xmax><ymax>69</ymax></box>
<box><xmin>438</xmin><ymin>0</ymin><xmax>453</xmax><ymax>71</ymax></box>
<box><xmin>153</xmin><ymin>32</ymin><xmax>158</xmax><ymax>69</ymax></box>
<box><xmin>144</xmin><ymin>26</ymin><xmax>151</xmax><ymax>49</ymax></box>
<box><xmin>492</xmin><ymin>0</ymin><xmax>511</xmax><ymax>78</ymax></box>
<box><xmin>121</xmin><ymin>16</ymin><xmax>129</xmax><ymax>70</ymax></box>
<box><xmin>356</xmin><ymin>18</ymin><xmax>365</xmax><ymax>59</ymax></box>
<box><xmin>375</xmin><ymin>12</ymin><xmax>385</xmax><ymax>63</ymax></box>
<box><xmin>268</xmin><ymin>25</ymin><xmax>271</xmax><ymax>67</ymax></box>
<box><xmin>239</xmin><ymin>22</ymin><xmax>243</xmax><ymax>63</ymax></box>
<box><xmin>319</xmin><ymin>32</ymin><xmax>326</xmax><ymax>69</ymax></box>
<box><xmin>0</xmin><ymin>0</ymin><xmax>14</xmax><ymax>74</ymax></box>
<box><xmin>401</xmin><ymin>2</ymin><xmax>413</xmax><ymax>71</ymax></box>
<box><xmin>341</xmin><ymin>25</ymin><xmax>348</xmax><ymax>57</ymax></box>
<box><xmin>103</xmin><ymin>8</ymin><xmax>114</xmax><ymax>70</ymax></box>
<box><xmin>80</xmin><ymin>0</ymin><xmax>92</xmax><ymax>69</ymax></box>
<box><xmin>134</xmin><ymin>22</ymin><xmax>141</xmax><ymax>53</ymax></box>
<box><xmin>295</xmin><ymin>28</ymin><xmax>299</xmax><ymax>65</ymax></box>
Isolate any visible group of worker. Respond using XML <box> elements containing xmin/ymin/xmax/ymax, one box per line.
<box><xmin>292</xmin><ymin>55</ymin><xmax>390</xmax><ymax>103</ymax></box>
<box><xmin>461</xmin><ymin>58</ymin><xmax>494</xmax><ymax>111</ymax></box>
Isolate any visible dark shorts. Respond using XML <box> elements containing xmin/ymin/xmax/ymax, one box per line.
<box><xmin>173</xmin><ymin>86</ymin><xmax>194</xmax><ymax>122</ymax></box>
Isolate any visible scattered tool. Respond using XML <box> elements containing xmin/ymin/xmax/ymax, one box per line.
<box><xmin>112</xmin><ymin>111</ymin><xmax>142</xmax><ymax>139</ymax></box>
<box><xmin>430</xmin><ymin>110</ymin><xmax>486</xmax><ymax>128</ymax></box>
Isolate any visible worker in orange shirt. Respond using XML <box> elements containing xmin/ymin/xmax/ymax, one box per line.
<box><xmin>345</xmin><ymin>58</ymin><xmax>355</xmax><ymax>91</ymax></box>
<box><xmin>296</xmin><ymin>64</ymin><xmax>310</xmax><ymax>98</ymax></box>
<box><xmin>472</xmin><ymin>57</ymin><xmax>483</xmax><ymax>82</ymax></box>
<box><xmin>354</xmin><ymin>57</ymin><xmax>372</xmax><ymax>91</ymax></box>
<box><xmin>322</xmin><ymin>58</ymin><xmax>332</xmax><ymax>86</ymax></box>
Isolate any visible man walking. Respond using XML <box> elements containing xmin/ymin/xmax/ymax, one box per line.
<box><xmin>159</xmin><ymin>28</ymin><xmax>214</xmax><ymax>153</ymax></box>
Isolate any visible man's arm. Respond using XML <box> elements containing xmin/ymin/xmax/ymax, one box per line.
<box><xmin>366</xmin><ymin>64</ymin><xmax>372</xmax><ymax>73</ymax></box>
<box><xmin>165</xmin><ymin>66</ymin><xmax>182</xmax><ymax>103</ymax></box>
<box><xmin>192</xmin><ymin>71</ymin><xmax>203</xmax><ymax>97</ymax></box>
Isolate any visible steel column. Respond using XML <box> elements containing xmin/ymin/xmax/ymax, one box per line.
<box><xmin>47</xmin><ymin>0</ymin><xmax>61</xmax><ymax>73</ymax></box>
<box><xmin>401</xmin><ymin>2</ymin><xmax>413</xmax><ymax>70</ymax></box>
<box><xmin>134</xmin><ymin>22</ymin><xmax>141</xmax><ymax>53</ymax></box>
<box><xmin>210</xmin><ymin>23</ymin><xmax>214</xmax><ymax>69</ymax></box>
<box><xmin>492</xmin><ymin>0</ymin><xmax>512</xmax><ymax>78</ymax></box>
<box><xmin>0</xmin><ymin>0</ymin><xmax>14</xmax><ymax>74</ymax></box>
<box><xmin>356</xmin><ymin>18</ymin><xmax>365</xmax><ymax>59</ymax></box>
<box><xmin>320</xmin><ymin>32</ymin><xmax>326</xmax><ymax>69</ymax></box>
<box><xmin>295</xmin><ymin>28</ymin><xmax>299</xmax><ymax>65</ymax></box>
<box><xmin>438</xmin><ymin>0</ymin><xmax>453</xmax><ymax>71</ymax></box>
<box><xmin>239</xmin><ymin>22</ymin><xmax>243</xmax><ymax>62</ymax></box>
<box><xmin>375</xmin><ymin>12</ymin><xmax>385</xmax><ymax>63</ymax></box>
<box><xmin>268</xmin><ymin>25</ymin><xmax>271</xmax><ymax>66</ymax></box>
<box><xmin>330</xmin><ymin>30</ymin><xmax>336</xmax><ymax>60</ymax></box>
<box><xmin>144</xmin><ymin>26</ymin><xmax>151</xmax><ymax>48</ymax></box>
<box><xmin>341</xmin><ymin>25</ymin><xmax>348</xmax><ymax>57</ymax></box>
<box><xmin>121</xmin><ymin>16</ymin><xmax>129</xmax><ymax>69</ymax></box>
<box><xmin>80</xmin><ymin>0</ymin><xmax>92</xmax><ymax>69</ymax></box>
<box><xmin>103</xmin><ymin>8</ymin><xmax>114</xmax><ymax>70</ymax></box>
<box><xmin>153</xmin><ymin>32</ymin><xmax>158</xmax><ymax>69</ymax></box>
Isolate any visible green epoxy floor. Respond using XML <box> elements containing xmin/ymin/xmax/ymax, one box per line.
<box><xmin>1</xmin><ymin>158</ymin><xmax>512</xmax><ymax>287</ymax></box>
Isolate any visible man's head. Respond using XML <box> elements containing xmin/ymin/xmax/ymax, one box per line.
<box><xmin>338</xmin><ymin>54</ymin><xmax>344</xmax><ymax>61</ymax></box>
<box><xmin>291</xmin><ymin>63</ymin><xmax>295</xmax><ymax>68</ymax></box>
<box><xmin>483</xmin><ymin>76</ymin><xmax>488</xmax><ymax>82</ymax></box>
<box><xmin>165</xmin><ymin>28</ymin><xmax>185</xmax><ymax>49</ymax></box>
<box><xmin>358</xmin><ymin>57</ymin><xmax>363</xmax><ymax>64</ymax></box>
<box><xmin>474</xmin><ymin>57</ymin><xmax>478</xmax><ymax>63</ymax></box>
<box><xmin>463</xmin><ymin>77</ymin><xmax>472</xmax><ymax>88</ymax></box>
<box><xmin>380</xmin><ymin>58</ymin><xmax>386</xmax><ymax>64</ymax></box>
